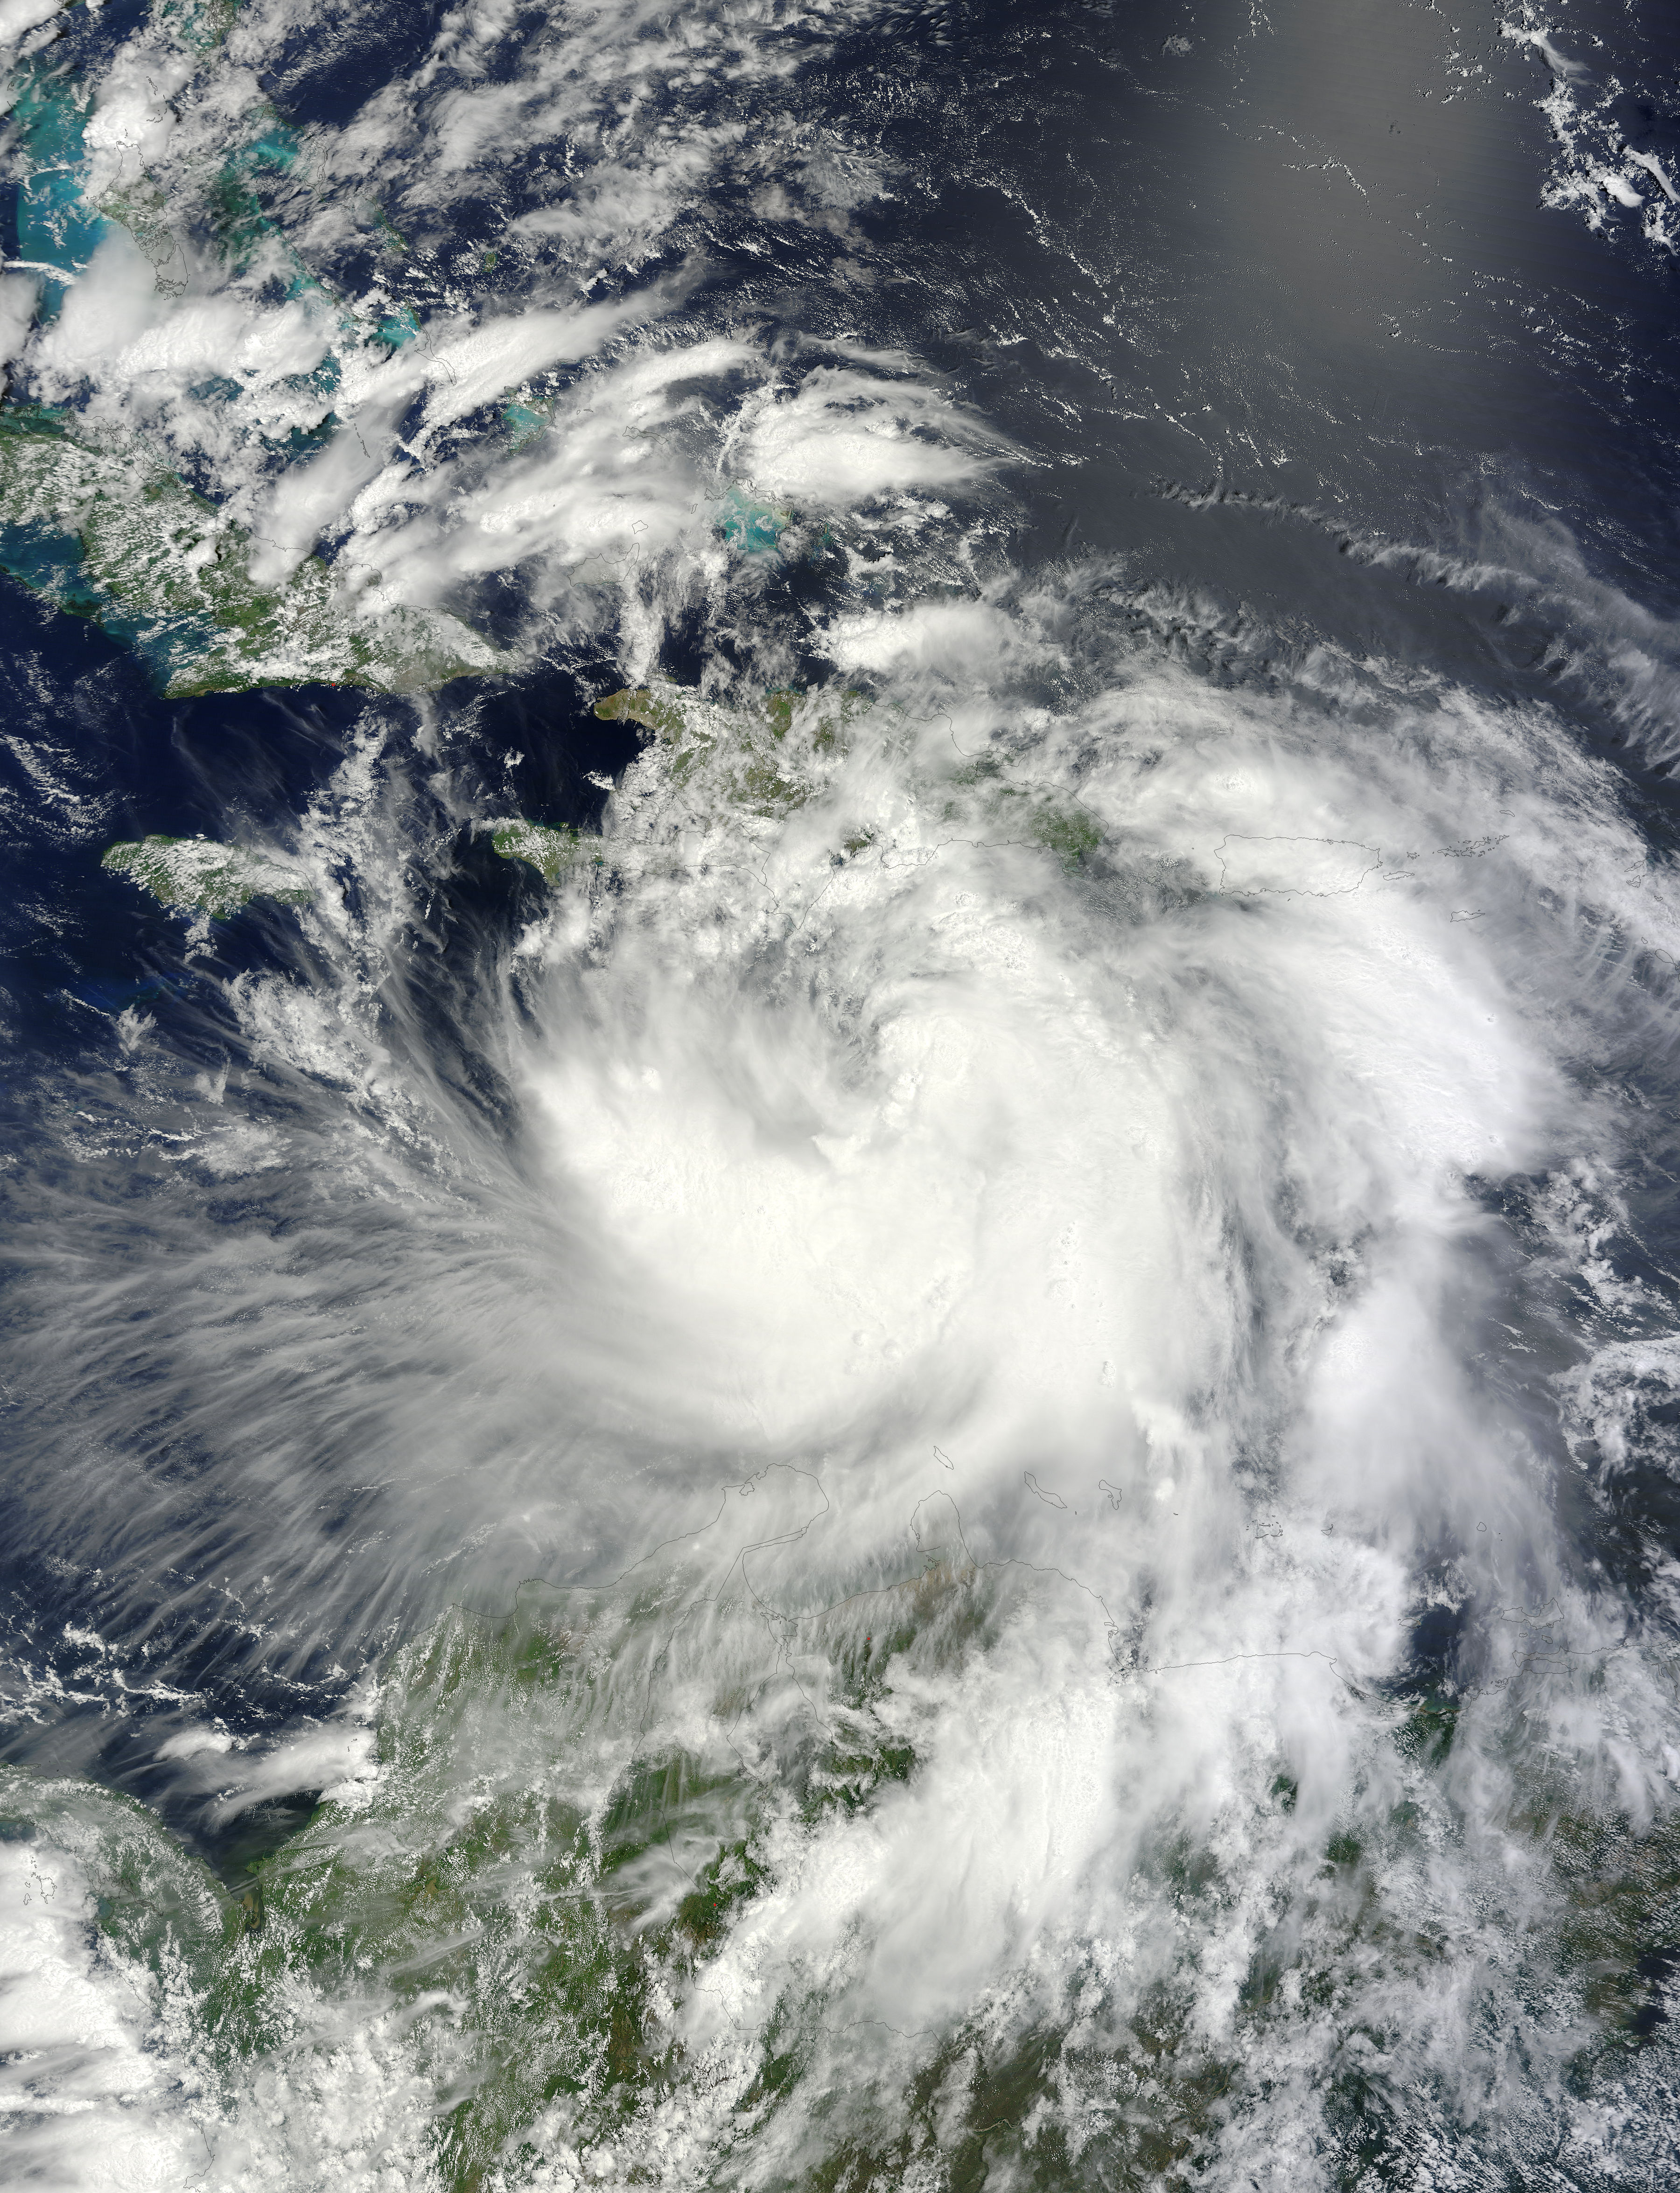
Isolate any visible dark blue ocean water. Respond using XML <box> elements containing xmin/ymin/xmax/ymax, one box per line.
<box><xmin>4</xmin><ymin>3</ymin><xmax>1680</xmax><ymax>2185</ymax></box>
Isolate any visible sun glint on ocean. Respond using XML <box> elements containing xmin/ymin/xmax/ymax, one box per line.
<box><xmin>3</xmin><ymin>2</ymin><xmax>1680</xmax><ymax>2187</ymax></box>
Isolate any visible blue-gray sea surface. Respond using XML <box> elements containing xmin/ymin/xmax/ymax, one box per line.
<box><xmin>2</xmin><ymin>2</ymin><xmax>1680</xmax><ymax>2186</ymax></box>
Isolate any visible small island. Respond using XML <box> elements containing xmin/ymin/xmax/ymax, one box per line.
<box><xmin>101</xmin><ymin>834</ymin><xmax>312</xmax><ymax>916</ymax></box>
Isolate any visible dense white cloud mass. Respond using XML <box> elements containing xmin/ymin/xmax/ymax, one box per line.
<box><xmin>9</xmin><ymin>569</ymin><xmax>1680</xmax><ymax>2183</ymax></box>
<box><xmin>4</xmin><ymin>0</ymin><xmax>1680</xmax><ymax>2188</ymax></box>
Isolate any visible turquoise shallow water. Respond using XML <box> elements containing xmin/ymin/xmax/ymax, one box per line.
<box><xmin>13</xmin><ymin>68</ymin><xmax>108</xmax><ymax>307</ymax></box>
<box><xmin>1</xmin><ymin>1</ymin><xmax>1680</xmax><ymax>2187</ymax></box>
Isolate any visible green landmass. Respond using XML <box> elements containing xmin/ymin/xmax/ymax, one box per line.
<box><xmin>1028</xmin><ymin>801</ymin><xmax>1104</xmax><ymax>866</ymax></box>
<box><xmin>594</xmin><ymin>679</ymin><xmax>868</xmax><ymax>818</ymax></box>
<box><xmin>589</xmin><ymin>679</ymin><xmax>1100</xmax><ymax>872</ymax></box>
<box><xmin>6</xmin><ymin>1541</ymin><xmax>1680</xmax><ymax>2191</ymax></box>
<box><xmin>946</xmin><ymin>749</ymin><xmax>1104</xmax><ymax>868</ymax></box>
<box><xmin>593</xmin><ymin>684</ymin><xmax>686</xmax><ymax>738</ymax></box>
<box><xmin>101</xmin><ymin>833</ymin><xmax>311</xmax><ymax>915</ymax></box>
<box><xmin>490</xmin><ymin>819</ymin><xmax>597</xmax><ymax>884</ymax></box>
<box><xmin>0</xmin><ymin>409</ymin><xmax>502</xmax><ymax>698</ymax></box>
<box><xmin>1</xmin><ymin>56</ymin><xmax>482</xmax><ymax>699</ymax></box>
